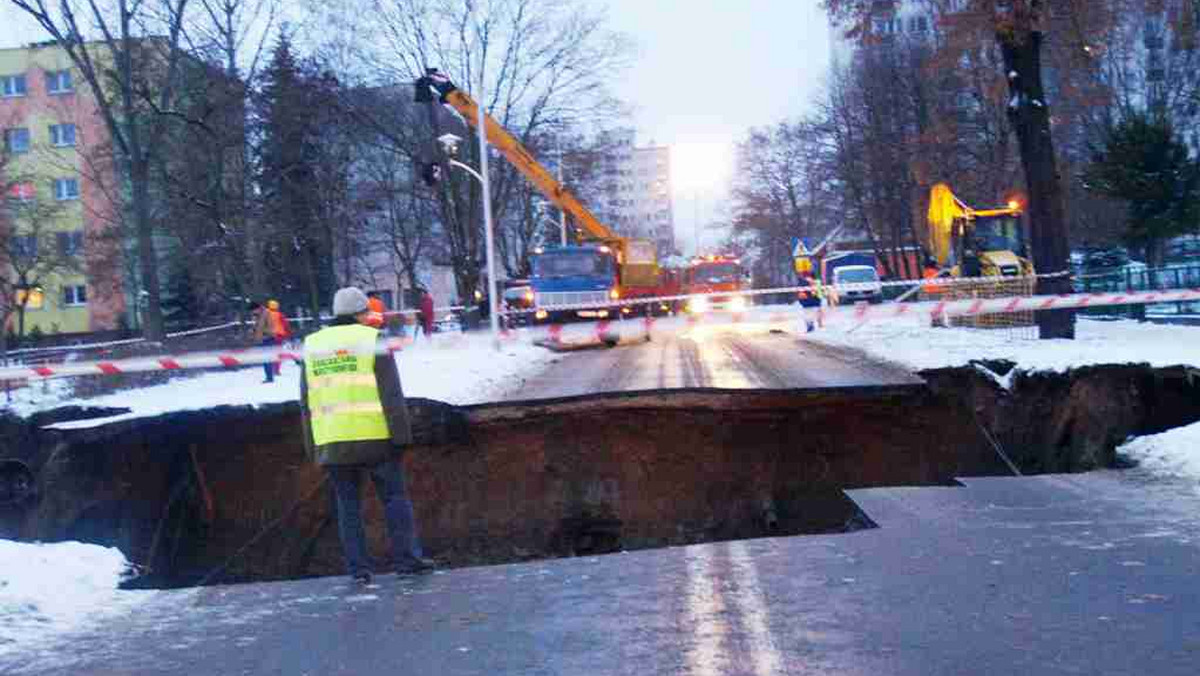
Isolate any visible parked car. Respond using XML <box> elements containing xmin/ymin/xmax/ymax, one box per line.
<box><xmin>830</xmin><ymin>265</ymin><xmax>883</xmax><ymax>304</ymax></box>
<box><xmin>434</xmin><ymin>312</ymin><xmax>463</xmax><ymax>333</ymax></box>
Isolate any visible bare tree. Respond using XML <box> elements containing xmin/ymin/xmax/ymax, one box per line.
<box><xmin>189</xmin><ymin>0</ymin><xmax>278</xmax><ymax>79</ymax></box>
<box><xmin>731</xmin><ymin>122</ymin><xmax>837</xmax><ymax>286</ymax></box>
<box><xmin>826</xmin><ymin>0</ymin><xmax>1096</xmax><ymax>338</ymax></box>
<box><xmin>311</xmin><ymin>0</ymin><xmax>632</xmax><ymax>301</ymax></box>
<box><xmin>360</xmin><ymin>156</ymin><xmax>439</xmax><ymax>291</ymax></box>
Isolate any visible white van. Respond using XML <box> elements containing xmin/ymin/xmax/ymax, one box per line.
<box><xmin>831</xmin><ymin>265</ymin><xmax>884</xmax><ymax>304</ymax></box>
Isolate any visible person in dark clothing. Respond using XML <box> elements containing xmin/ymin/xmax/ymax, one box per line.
<box><xmin>300</xmin><ymin>286</ymin><xmax>436</xmax><ymax>587</ymax></box>
<box><xmin>418</xmin><ymin>289</ymin><xmax>435</xmax><ymax>338</ymax></box>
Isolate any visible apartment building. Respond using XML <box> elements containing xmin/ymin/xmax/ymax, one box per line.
<box><xmin>1</xmin><ymin>42</ymin><xmax>125</xmax><ymax>337</ymax></box>
<box><xmin>591</xmin><ymin>128</ymin><xmax>676</xmax><ymax>259</ymax></box>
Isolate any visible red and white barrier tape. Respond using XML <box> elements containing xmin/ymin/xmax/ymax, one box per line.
<box><xmin>2</xmin><ymin>288</ymin><xmax>1196</xmax><ymax>381</ymax></box>
<box><xmin>500</xmin><ymin>271</ymin><xmax>1072</xmax><ymax>316</ymax></box>
<box><xmin>6</xmin><ymin>306</ymin><xmax>468</xmax><ymax>360</ymax></box>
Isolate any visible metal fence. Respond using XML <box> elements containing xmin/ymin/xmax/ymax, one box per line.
<box><xmin>1075</xmin><ymin>264</ymin><xmax>1200</xmax><ymax>319</ymax></box>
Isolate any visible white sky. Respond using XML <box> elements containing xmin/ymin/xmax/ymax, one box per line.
<box><xmin>0</xmin><ymin>1</ymin><xmax>833</xmax><ymax>255</ymax></box>
<box><xmin>594</xmin><ymin>0</ymin><xmax>831</xmax><ymax>254</ymax></box>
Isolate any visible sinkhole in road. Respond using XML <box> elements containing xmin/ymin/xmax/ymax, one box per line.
<box><xmin>2</xmin><ymin>362</ymin><xmax>1199</xmax><ymax>589</ymax></box>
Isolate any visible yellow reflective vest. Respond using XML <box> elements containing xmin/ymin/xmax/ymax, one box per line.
<box><xmin>303</xmin><ymin>324</ymin><xmax>390</xmax><ymax>446</ymax></box>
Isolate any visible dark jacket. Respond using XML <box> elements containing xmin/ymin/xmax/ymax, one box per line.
<box><xmin>299</xmin><ymin>323</ymin><xmax>412</xmax><ymax>466</ymax></box>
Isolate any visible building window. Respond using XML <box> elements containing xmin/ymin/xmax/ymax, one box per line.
<box><xmin>53</xmin><ymin>178</ymin><xmax>80</xmax><ymax>201</ymax></box>
<box><xmin>4</xmin><ymin>128</ymin><xmax>30</xmax><ymax>154</ymax></box>
<box><xmin>1</xmin><ymin>74</ymin><xmax>27</xmax><ymax>97</ymax></box>
<box><xmin>12</xmin><ymin>234</ymin><xmax>38</xmax><ymax>259</ymax></box>
<box><xmin>49</xmin><ymin>124</ymin><xmax>76</xmax><ymax>147</ymax></box>
<box><xmin>45</xmin><ymin>70</ymin><xmax>72</xmax><ymax>94</ymax></box>
<box><xmin>57</xmin><ymin>230</ymin><xmax>84</xmax><ymax>256</ymax></box>
<box><xmin>62</xmin><ymin>284</ymin><xmax>87</xmax><ymax>307</ymax></box>
<box><xmin>6</xmin><ymin>182</ymin><xmax>34</xmax><ymax>202</ymax></box>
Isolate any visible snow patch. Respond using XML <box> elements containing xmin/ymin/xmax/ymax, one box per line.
<box><xmin>0</xmin><ymin>540</ymin><xmax>155</xmax><ymax>661</ymax></box>
<box><xmin>1120</xmin><ymin>421</ymin><xmax>1200</xmax><ymax>482</ymax></box>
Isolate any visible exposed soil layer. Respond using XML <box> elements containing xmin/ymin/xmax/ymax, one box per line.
<box><xmin>1</xmin><ymin>363</ymin><xmax>1197</xmax><ymax>588</ymax></box>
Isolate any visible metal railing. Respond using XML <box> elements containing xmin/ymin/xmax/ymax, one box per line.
<box><xmin>1074</xmin><ymin>264</ymin><xmax>1200</xmax><ymax>319</ymax></box>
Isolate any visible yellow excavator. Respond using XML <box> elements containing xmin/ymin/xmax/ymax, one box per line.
<box><xmin>924</xmin><ymin>183</ymin><xmax>1034</xmax><ymax>279</ymax></box>
<box><xmin>414</xmin><ymin>69</ymin><xmax>659</xmax><ymax>321</ymax></box>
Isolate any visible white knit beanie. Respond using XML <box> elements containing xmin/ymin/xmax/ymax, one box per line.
<box><xmin>332</xmin><ymin>287</ymin><xmax>369</xmax><ymax>317</ymax></box>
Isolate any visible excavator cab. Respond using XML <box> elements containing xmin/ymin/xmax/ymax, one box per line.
<box><xmin>961</xmin><ymin>213</ymin><xmax>1029</xmax><ymax>277</ymax></box>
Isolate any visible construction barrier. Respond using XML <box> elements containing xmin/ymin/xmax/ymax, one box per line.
<box><xmin>2</xmin><ymin>286</ymin><xmax>1196</xmax><ymax>382</ymax></box>
<box><xmin>3</xmin><ymin>307</ymin><xmax>469</xmax><ymax>361</ymax></box>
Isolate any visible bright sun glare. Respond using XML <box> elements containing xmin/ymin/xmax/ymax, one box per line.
<box><xmin>670</xmin><ymin>141</ymin><xmax>735</xmax><ymax>193</ymax></box>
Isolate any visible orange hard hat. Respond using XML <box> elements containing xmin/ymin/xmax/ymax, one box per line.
<box><xmin>267</xmin><ymin>300</ymin><xmax>279</xmax><ymax>310</ymax></box>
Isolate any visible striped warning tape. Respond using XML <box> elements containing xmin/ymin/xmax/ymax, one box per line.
<box><xmin>1</xmin><ymin>287</ymin><xmax>1196</xmax><ymax>381</ymax></box>
<box><xmin>499</xmin><ymin>271</ymin><xmax>1073</xmax><ymax>316</ymax></box>
<box><xmin>6</xmin><ymin>307</ymin><xmax>466</xmax><ymax>360</ymax></box>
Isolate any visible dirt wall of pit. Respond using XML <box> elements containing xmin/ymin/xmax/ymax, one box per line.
<box><xmin>1</xmin><ymin>363</ymin><xmax>1198</xmax><ymax>587</ymax></box>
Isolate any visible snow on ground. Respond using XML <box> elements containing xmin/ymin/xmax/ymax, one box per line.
<box><xmin>805</xmin><ymin>315</ymin><xmax>1200</xmax><ymax>373</ymax></box>
<box><xmin>5</xmin><ymin>331</ymin><xmax>557</xmax><ymax>428</ymax></box>
<box><xmin>2</xmin><ymin>377</ymin><xmax>74</xmax><ymax>419</ymax></box>
<box><xmin>0</xmin><ymin>540</ymin><xmax>157</xmax><ymax>664</ymax></box>
<box><xmin>1118</xmin><ymin>422</ymin><xmax>1200</xmax><ymax>483</ymax></box>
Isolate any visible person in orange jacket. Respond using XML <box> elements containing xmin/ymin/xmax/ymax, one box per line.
<box><xmin>921</xmin><ymin>258</ymin><xmax>945</xmax><ymax>296</ymax></box>
<box><xmin>253</xmin><ymin>299</ymin><xmax>292</xmax><ymax>382</ymax></box>
<box><xmin>366</xmin><ymin>292</ymin><xmax>386</xmax><ymax>330</ymax></box>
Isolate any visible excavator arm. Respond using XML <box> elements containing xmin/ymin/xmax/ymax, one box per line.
<box><xmin>415</xmin><ymin>69</ymin><xmax>619</xmax><ymax>246</ymax></box>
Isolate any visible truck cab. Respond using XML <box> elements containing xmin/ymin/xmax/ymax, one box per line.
<box><xmin>683</xmin><ymin>255</ymin><xmax>750</xmax><ymax>314</ymax></box>
<box><xmin>530</xmin><ymin>245</ymin><xmax>620</xmax><ymax>322</ymax></box>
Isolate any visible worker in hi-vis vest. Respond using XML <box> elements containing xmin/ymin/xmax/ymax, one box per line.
<box><xmin>300</xmin><ymin>286</ymin><xmax>435</xmax><ymax>587</ymax></box>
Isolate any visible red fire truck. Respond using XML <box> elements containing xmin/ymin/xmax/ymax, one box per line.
<box><xmin>681</xmin><ymin>255</ymin><xmax>751</xmax><ymax>314</ymax></box>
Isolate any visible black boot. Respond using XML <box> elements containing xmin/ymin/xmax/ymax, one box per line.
<box><xmin>396</xmin><ymin>558</ymin><xmax>436</xmax><ymax>576</ymax></box>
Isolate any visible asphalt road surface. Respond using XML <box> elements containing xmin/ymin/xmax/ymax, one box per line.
<box><xmin>510</xmin><ymin>321</ymin><xmax>923</xmax><ymax>400</ymax></box>
<box><xmin>15</xmin><ymin>470</ymin><xmax>1200</xmax><ymax>676</ymax></box>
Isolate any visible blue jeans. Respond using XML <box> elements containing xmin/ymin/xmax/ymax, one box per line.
<box><xmin>261</xmin><ymin>337</ymin><xmax>277</xmax><ymax>382</ymax></box>
<box><xmin>328</xmin><ymin>458</ymin><xmax>424</xmax><ymax>577</ymax></box>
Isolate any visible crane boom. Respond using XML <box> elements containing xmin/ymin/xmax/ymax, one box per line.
<box><xmin>415</xmin><ymin>69</ymin><xmax>619</xmax><ymax>246</ymax></box>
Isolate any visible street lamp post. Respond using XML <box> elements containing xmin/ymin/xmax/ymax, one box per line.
<box><xmin>442</xmin><ymin>154</ymin><xmax>500</xmax><ymax>350</ymax></box>
<box><xmin>475</xmin><ymin>78</ymin><xmax>501</xmax><ymax>350</ymax></box>
<box><xmin>556</xmin><ymin>136</ymin><xmax>567</xmax><ymax>247</ymax></box>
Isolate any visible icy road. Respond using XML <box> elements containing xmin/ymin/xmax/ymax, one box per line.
<box><xmin>510</xmin><ymin>321</ymin><xmax>923</xmax><ymax>400</ymax></box>
<box><xmin>7</xmin><ymin>470</ymin><xmax>1200</xmax><ymax>676</ymax></box>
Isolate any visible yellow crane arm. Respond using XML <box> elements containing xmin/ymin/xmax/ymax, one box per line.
<box><xmin>416</xmin><ymin>70</ymin><xmax>618</xmax><ymax>245</ymax></box>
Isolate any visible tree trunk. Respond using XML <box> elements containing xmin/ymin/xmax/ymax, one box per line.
<box><xmin>132</xmin><ymin>159</ymin><xmax>166</xmax><ymax>341</ymax></box>
<box><xmin>998</xmin><ymin>26</ymin><xmax>1075</xmax><ymax>340</ymax></box>
<box><xmin>304</xmin><ymin>243</ymin><xmax>323</xmax><ymax>322</ymax></box>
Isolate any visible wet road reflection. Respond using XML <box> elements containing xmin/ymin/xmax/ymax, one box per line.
<box><xmin>510</xmin><ymin>322</ymin><xmax>923</xmax><ymax>400</ymax></box>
